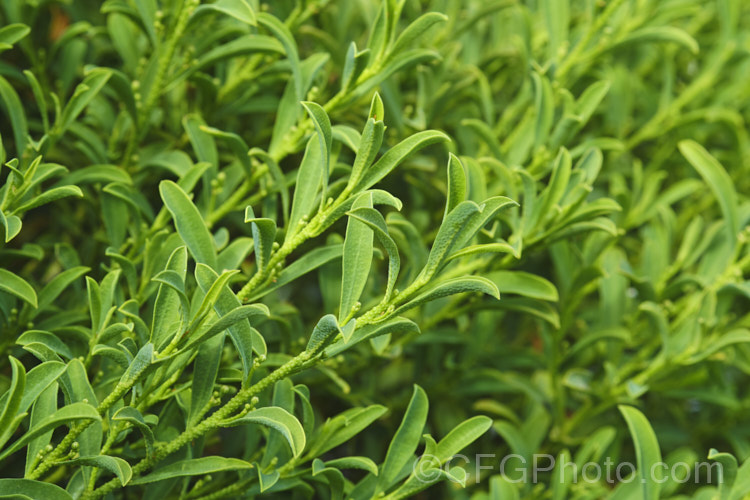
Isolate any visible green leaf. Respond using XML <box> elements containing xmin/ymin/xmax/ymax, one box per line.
<box><xmin>324</xmin><ymin>456</ymin><xmax>379</xmax><ymax>476</ymax></box>
<box><xmin>308</xmin><ymin>405</ymin><xmax>387</xmax><ymax>458</ymax></box>
<box><xmin>183</xmin><ymin>304</ymin><xmax>269</xmax><ymax>351</ymax></box>
<box><xmin>58</xmin><ymin>455</ymin><xmax>132</xmax><ymax>486</ymax></box>
<box><xmin>0</xmin><ymin>75</ymin><xmax>28</xmax><ymax>155</ymax></box>
<box><xmin>245</xmin><ymin>206</ymin><xmax>277</xmax><ymax>272</ymax></box>
<box><xmin>183</xmin><ymin>115</ymin><xmax>218</xmax><ymax>167</ymax></box>
<box><xmin>434</xmin><ymin>416</ymin><xmax>492</xmax><ymax>464</ymax></box>
<box><xmin>258</xmin><ymin>12</ymin><xmax>303</xmax><ymax>100</ymax></box>
<box><xmin>394</xmin><ymin>276</ymin><xmax>500</xmax><ymax>316</ymax></box>
<box><xmin>189</xmin><ymin>334</ymin><xmax>223</xmax><ymax>427</ymax></box>
<box><xmin>15</xmin><ymin>361</ymin><xmax>66</xmax><ymax>416</ymax></box>
<box><xmin>17</xmin><ymin>331</ymin><xmax>72</xmax><ymax>359</ymax></box>
<box><xmin>325</xmin><ymin>317</ymin><xmax>419</xmax><ymax>357</ymax></box>
<box><xmin>12</xmin><ymin>186</ymin><xmax>84</xmax><ymax>215</ymax></box>
<box><xmin>0</xmin><ymin>357</ymin><xmax>26</xmax><ymax>450</ymax></box>
<box><xmin>244</xmin><ymin>244</ymin><xmax>343</xmax><ymax>302</ymax></box>
<box><xmin>532</xmin><ymin>72</ymin><xmax>554</xmax><ymax>149</ymax></box>
<box><xmin>191</xmin><ymin>265</ymin><xmax>238</xmax><ymax>327</ymax></box>
<box><xmin>542</xmin><ymin>0</ymin><xmax>569</xmax><ymax>61</ymax></box>
<box><xmin>58</xmin><ymin>165</ymin><xmax>131</xmax><ymax>186</ymax></box>
<box><xmin>160</xmin><ymin>180</ymin><xmax>218</xmax><ymax>270</ymax></box>
<box><xmin>24</xmin><ymin>383</ymin><xmax>57</xmax><ymax>475</ymax></box>
<box><xmin>619</xmin><ymin>405</ymin><xmax>663</xmax><ymax>500</ymax></box>
<box><xmin>347</xmin><ymin>207</ymin><xmax>400</xmax><ymax>302</ymax></box>
<box><xmin>447</xmin><ymin>242</ymin><xmax>519</xmax><ymax>261</ymax></box>
<box><xmin>130</xmin><ymin>457</ymin><xmax>253</xmax><ymax>485</ymax></box>
<box><xmin>111</xmin><ymin>407</ymin><xmax>155</xmax><ymax>458</ymax></box>
<box><xmin>707</xmin><ymin>449</ymin><xmax>737</xmax><ymax>500</ymax></box>
<box><xmin>534</xmin><ymin>148</ymin><xmax>572</xmax><ymax>228</ymax></box>
<box><xmin>192</xmin><ymin>0</ymin><xmax>257</xmax><ymax>25</ymax></box>
<box><xmin>226</xmin><ymin>406</ymin><xmax>306</xmax><ymax>457</ymax></box>
<box><xmin>420</xmin><ymin>201</ymin><xmax>482</xmax><ymax>280</ymax></box>
<box><xmin>248</xmin><ymin>148</ymin><xmax>289</xmax><ymax>224</ymax></box>
<box><xmin>387</xmin><ymin>12</ymin><xmax>447</xmax><ymax>60</ymax></box>
<box><xmin>678</xmin><ymin>140</ymin><xmax>739</xmax><ymax>248</ymax></box>
<box><xmin>166</xmin><ymin>36</ymin><xmax>283</xmax><ymax>91</ymax></box>
<box><xmin>0</xmin><ymin>209</ymin><xmax>21</xmax><ymax>243</ymax></box>
<box><xmin>0</xmin><ymin>479</ymin><xmax>73</xmax><ymax>500</ymax></box>
<box><xmin>614</xmin><ymin>26</ymin><xmax>699</xmax><ymax>54</ymax></box>
<box><xmin>287</xmin><ymin>138</ymin><xmax>324</xmax><ymax>241</ymax></box>
<box><xmin>340</xmin><ymin>193</ymin><xmax>374</xmax><ymax>322</ymax></box>
<box><xmin>486</xmin><ymin>271</ymin><xmax>558</xmax><ymax>301</ymax></box>
<box><xmin>0</xmin><ymin>270</ymin><xmax>38</xmax><ymax>308</ymax></box>
<box><xmin>0</xmin><ymin>402</ymin><xmax>101</xmax><ymax>461</ymax></box>
<box><xmin>58</xmin><ymin>69</ymin><xmax>112</xmax><ymax>134</ymax></box>
<box><xmin>301</xmin><ymin>101</ymin><xmax>332</xmax><ymax>207</ymax></box>
<box><xmin>355</xmin><ymin>130</ymin><xmax>450</xmax><ymax>191</ymax></box>
<box><xmin>194</xmin><ymin>265</ymin><xmax>267</xmax><ymax>380</ymax></box>
<box><xmin>151</xmin><ymin>246</ymin><xmax>188</xmax><ymax>350</ymax></box>
<box><xmin>0</xmin><ymin>24</ymin><xmax>30</xmax><ymax>46</ymax></box>
<box><xmin>120</xmin><ymin>343</ymin><xmax>153</xmax><ymax>385</ymax></box>
<box><xmin>349</xmin><ymin>118</ymin><xmax>385</xmax><ymax>191</ymax></box>
<box><xmin>685</xmin><ymin>329</ymin><xmax>750</xmax><ymax>364</ymax></box>
<box><xmin>445</xmin><ymin>153</ymin><xmax>467</xmax><ymax>218</ymax></box>
<box><xmin>306</xmin><ymin>314</ymin><xmax>341</xmax><ymax>354</ymax></box>
<box><xmin>378</xmin><ymin>385</ymin><xmax>429</xmax><ymax>491</ymax></box>
<box><xmin>35</xmin><ymin>266</ymin><xmax>89</xmax><ymax>314</ymax></box>
<box><xmin>341</xmin><ymin>42</ymin><xmax>370</xmax><ymax>91</ymax></box>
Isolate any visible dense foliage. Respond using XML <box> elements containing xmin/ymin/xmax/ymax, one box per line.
<box><xmin>1</xmin><ymin>0</ymin><xmax>749</xmax><ymax>499</ymax></box>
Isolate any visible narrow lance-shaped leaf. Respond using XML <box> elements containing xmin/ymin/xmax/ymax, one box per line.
<box><xmin>434</xmin><ymin>416</ymin><xmax>493</xmax><ymax>464</ymax></box>
<box><xmin>112</xmin><ymin>406</ymin><xmax>155</xmax><ymax>458</ymax></box>
<box><xmin>486</xmin><ymin>270</ymin><xmax>559</xmax><ymax>302</ymax></box>
<box><xmin>445</xmin><ymin>153</ymin><xmax>467</xmax><ymax>218</ymax></box>
<box><xmin>287</xmin><ymin>137</ymin><xmax>324</xmax><ymax>243</ymax></box>
<box><xmin>0</xmin><ymin>208</ymin><xmax>22</xmax><ymax>242</ymax></box>
<box><xmin>225</xmin><ymin>406</ymin><xmax>306</xmax><ymax>457</ymax></box>
<box><xmin>159</xmin><ymin>180</ymin><xmax>218</xmax><ymax>270</ymax></box>
<box><xmin>58</xmin><ymin>455</ymin><xmax>132</xmax><ymax>486</ymax></box>
<box><xmin>192</xmin><ymin>0</ymin><xmax>257</xmax><ymax>25</ymax></box>
<box><xmin>245</xmin><ymin>206</ymin><xmax>277</xmax><ymax>272</ymax></box>
<box><xmin>0</xmin><ymin>75</ymin><xmax>29</xmax><ymax>155</ymax></box>
<box><xmin>0</xmin><ymin>479</ymin><xmax>73</xmax><ymax>500</ymax></box>
<box><xmin>258</xmin><ymin>12</ymin><xmax>302</xmax><ymax>100</ymax></box>
<box><xmin>130</xmin><ymin>457</ymin><xmax>254</xmax><ymax>485</ymax></box>
<box><xmin>0</xmin><ymin>357</ymin><xmax>26</xmax><ymax>450</ymax></box>
<box><xmin>348</xmin><ymin>118</ymin><xmax>385</xmax><ymax>190</ymax></box>
<box><xmin>151</xmin><ymin>246</ymin><xmax>188</xmax><ymax>350</ymax></box>
<box><xmin>347</xmin><ymin>207</ymin><xmax>401</xmax><ymax>303</ymax></box>
<box><xmin>393</xmin><ymin>276</ymin><xmax>500</xmax><ymax>317</ymax></box>
<box><xmin>619</xmin><ymin>405</ymin><xmax>663</xmax><ymax>500</ymax></box>
<box><xmin>57</xmin><ymin>69</ymin><xmax>112</xmax><ymax>134</ymax></box>
<box><xmin>678</xmin><ymin>140</ymin><xmax>739</xmax><ymax>249</ymax></box>
<box><xmin>243</xmin><ymin>244</ymin><xmax>343</xmax><ymax>303</ymax></box>
<box><xmin>249</xmin><ymin>148</ymin><xmax>289</xmax><ymax>225</ymax></box>
<box><xmin>419</xmin><ymin>201</ymin><xmax>481</xmax><ymax>281</ymax></box>
<box><xmin>354</xmin><ymin>130</ymin><xmax>450</xmax><ymax>191</ymax></box>
<box><xmin>387</xmin><ymin>12</ymin><xmax>448</xmax><ymax>61</ymax></box>
<box><xmin>0</xmin><ymin>402</ymin><xmax>101</xmax><ymax>461</ymax></box>
<box><xmin>194</xmin><ymin>264</ymin><xmax>267</xmax><ymax>380</ymax></box>
<box><xmin>378</xmin><ymin>385</ymin><xmax>429</xmax><ymax>492</ymax></box>
<box><xmin>12</xmin><ymin>186</ymin><xmax>84</xmax><ymax>215</ymax></box>
<box><xmin>301</xmin><ymin>101</ymin><xmax>332</xmax><ymax>211</ymax></box>
<box><xmin>306</xmin><ymin>314</ymin><xmax>342</xmax><ymax>354</ymax></box>
<box><xmin>0</xmin><ymin>270</ymin><xmax>38</xmax><ymax>308</ymax></box>
<box><xmin>190</xmin><ymin>264</ymin><xmax>239</xmax><ymax>332</ymax></box>
<box><xmin>339</xmin><ymin>193</ymin><xmax>374</xmax><ymax>323</ymax></box>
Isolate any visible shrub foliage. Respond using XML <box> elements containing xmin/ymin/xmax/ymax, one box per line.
<box><xmin>0</xmin><ymin>0</ymin><xmax>749</xmax><ymax>499</ymax></box>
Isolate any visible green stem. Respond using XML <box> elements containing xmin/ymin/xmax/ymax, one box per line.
<box><xmin>86</xmin><ymin>348</ymin><xmax>317</xmax><ymax>500</ymax></box>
